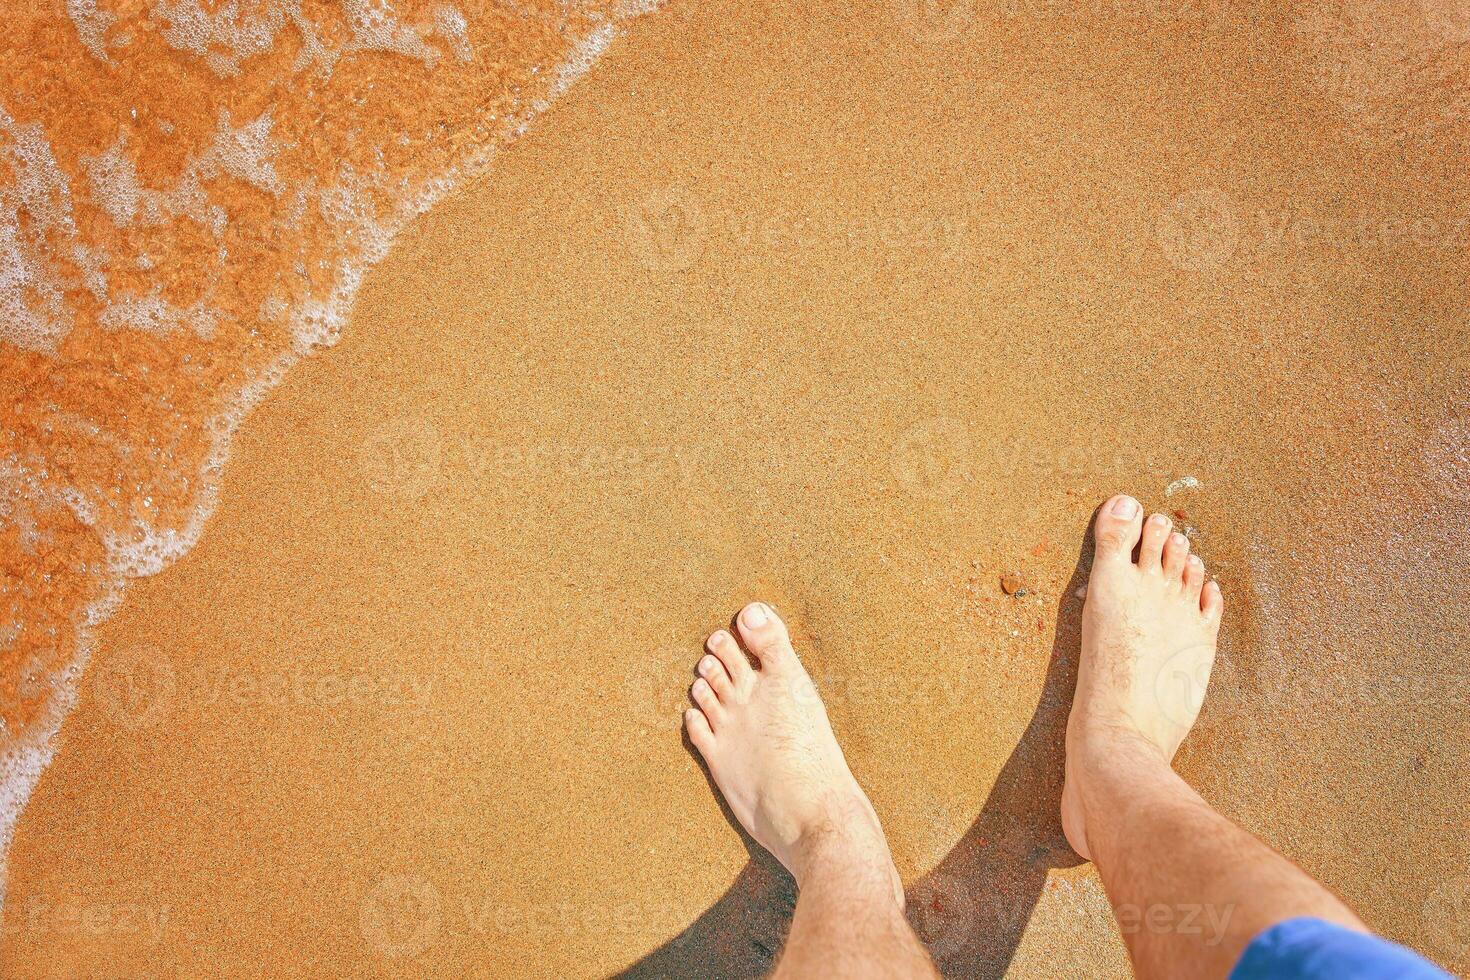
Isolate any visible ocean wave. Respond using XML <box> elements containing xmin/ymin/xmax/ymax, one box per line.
<box><xmin>0</xmin><ymin>0</ymin><xmax>656</xmax><ymax>910</ymax></box>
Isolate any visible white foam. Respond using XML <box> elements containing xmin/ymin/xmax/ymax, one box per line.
<box><xmin>104</xmin><ymin>523</ymin><xmax>203</xmax><ymax>579</ymax></box>
<box><xmin>81</xmin><ymin>136</ymin><xmax>142</xmax><ymax>227</ymax></box>
<box><xmin>342</xmin><ymin>0</ymin><xmax>439</xmax><ymax>66</ymax></box>
<box><xmin>0</xmin><ymin>579</ymin><xmax>124</xmax><ymax>913</ymax></box>
<box><xmin>99</xmin><ymin>291</ymin><xmax>220</xmax><ymax>340</ymax></box>
<box><xmin>211</xmin><ymin>109</ymin><xmax>284</xmax><ymax>197</ymax></box>
<box><xmin>287</xmin><ymin>7</ymin><xmax>337</xmax><ymax>75</ymax></box>
<box><xmin>155</xmin><ymin>0</ymin><xmax>290</xmax><ymax>78</ymax></box>
<box><xmin>1164</xmin><ymin>475</ymin><xmax>1200</xmax><ymax>497</ymax></box>
<box><xmin>70</xmin><ymin>242</ymin><xmax>109</xmax><ymax>301</ymax></box>
<box><xmin>433</xmin><ymin>6</ymin><xmax>473</xmax><ymax>63</ymax></box>
<box><xmin>0</xmin><ymin>0</ymin><xmax>664</xmax><ymax>921</ymax></box>
<box><xmin>0</xmin><ymin>209</ymin><xmax>66</xmax><ymax>354</ymax></box>
<box><xmin>84</xmin><ymin>110</ymin><xmax>283</xmax><ymax>238</ymax></box>
<box><xmin>0</xmin><ymin>107</ymin><xmax>85</xmax><ymax>353</ymax></box>
<box><xmin>65</xmin><ymin>0</ymin><xmax>118</xmax><ymax>63</ymax></box>
<box><xmin>542</xmin><ymin>23</ymin><xmax>616</xmax><ymax>108</ymax></box>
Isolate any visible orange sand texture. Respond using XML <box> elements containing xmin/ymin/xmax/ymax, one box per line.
<box><xmin>1</xmin><ymin>0</ymin><xmax>643</xmax><ymax>882</ymax></box>
<box><xmin>3</xmin><ymin>0</ymin><xmax>1469</xmax><ymax>977</ymax></box>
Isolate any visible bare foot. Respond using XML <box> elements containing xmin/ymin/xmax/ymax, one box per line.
<box><xmin>1061</xmin><ymin>495</ymin><xmax>1225</xmax><ymax>861</ymax></box>
<box><xmin>684</xmin><ymin>602</ymin><xmax>904</xmax><ymax>906</ymax></box>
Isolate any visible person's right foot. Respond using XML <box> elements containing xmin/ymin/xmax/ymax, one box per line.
<box><xmin>1061</xmin><ymin>494</ymin><xmax>1225</xmax><ymax>861</ymax></box>
<box><xmin>683</xmin><ymin>602</ymin><xmax>903</xmax><ymax>906</ymax></box>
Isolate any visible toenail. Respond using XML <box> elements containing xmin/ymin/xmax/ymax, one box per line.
<box><xmin>1110</xmin><ymin>496</ymin><xmax>1140</xmax><ymax>518</ymax></box>
<box><xmin>709</xmin><ymin>630</ymin><xmax>731</xmax><ymax>647</ymax></box>
<box><xmin>1189</xmin><ymin>555</ymin><xmax>1203</xmax><ymax>567</ymax></box>
<box><xmin>741</xmin><ymin>603</ymin><xmax>768</xmax><ymax>628</ymax></box>
<box><xmin>699</xmin><ymin>655</ymin><xmax>718</xmax><ymax>675</ymax></box>
<box><xmin>1150</xmin><ymin>513</ymin><xmax>1169</xmax><ymax>526</ymax></box>
<box><xmin>1171</xmin><ymin>533</ymin><xmax>1187</xmax><ymax>547</ymax></box>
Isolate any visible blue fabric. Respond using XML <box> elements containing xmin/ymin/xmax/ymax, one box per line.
<box><xmin>1230</xmin><ymin>917</ymin><xmax>1453</xmax><ymax>980</ymax></box>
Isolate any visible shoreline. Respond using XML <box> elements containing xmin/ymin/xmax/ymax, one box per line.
<box><xmin>3</xmin><ymin>0</ymin><xmax>1467</xmax><ymax>975</ymax></box>
<box><xmin>0</xmin><ymin>0</ymin><xmax>656</xmax><ymax>902</ymax></box>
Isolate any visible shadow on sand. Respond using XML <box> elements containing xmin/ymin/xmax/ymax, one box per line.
<box><xmin>615</xmin><ymin>533</ymin><xmax>1096</xmax><ymax>979</ymax></box>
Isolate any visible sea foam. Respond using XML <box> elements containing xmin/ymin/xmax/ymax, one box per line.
<box><xmin>0</xmin><ymin>0</ymin><xmax>658</xmax><ymax>916</ymax></box>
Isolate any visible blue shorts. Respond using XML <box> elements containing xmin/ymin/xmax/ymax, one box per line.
<box><xmin>1231</xmin><ymin>917</ymin><xmax>1453</xmax><ymax>980</ymax></box>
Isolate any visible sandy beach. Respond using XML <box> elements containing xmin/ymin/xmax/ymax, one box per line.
<box><xmin>3</xmin><ymin>0</ymin><xmax>1467</xmax><ymax>976</ymax></box>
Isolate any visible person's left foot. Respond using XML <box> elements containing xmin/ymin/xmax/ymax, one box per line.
<box><xmin>684</xmin><ymin>602</ymin><xmax>903</xmax><ymax>906</ymax></box>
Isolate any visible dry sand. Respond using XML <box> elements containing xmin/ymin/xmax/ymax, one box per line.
<box><xmin>5</xmin><ymin>0</ymin><xmax>1468</xmax><ymax>976</ymax></box>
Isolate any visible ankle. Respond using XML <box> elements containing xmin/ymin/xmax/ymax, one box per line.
<box><xmin>1067</xmin><ymin>715</ymin><xmax>1175</xmax><ymax>787</ymax></box>
<box><xmin>1070</xmin><ymin>705</ymin><xmax>1171</xmax><ymax>756</ymax></box>
<box><xmin>790</xmin><ymin>815</ymin><xmax>896</xmax><ymax>898</ymax></box>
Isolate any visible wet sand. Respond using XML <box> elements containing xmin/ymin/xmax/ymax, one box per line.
<box><xmin>5</xmin><ymin>0</ymin><xmax>1468</xmax><ymax>975</ymax></box>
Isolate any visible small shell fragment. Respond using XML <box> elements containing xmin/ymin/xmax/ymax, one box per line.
<box><xmin>1164</xmin><ymin>476</ymin><xmax>1200</xmax><ymax>497</ymax></box>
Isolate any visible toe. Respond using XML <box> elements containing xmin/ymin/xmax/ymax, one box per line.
<box><xmin>1093</xmin><ymin>494</ymin><xmax>1144</xmax><ymax>562</ymax></box>
<box><xmin>697</xmin><ymin>654</ymin><xmax>734</xmax><ymax>700</ymax></box>
<box><xmin>684</xmin><ymin>708</ymin><xmax>715</xmax><ymax>753</ymax></box>
<box><xmin>707</xmin><ymin>630</ymin><xmax>755</xmax><ymax>692</ymax></box>
<box><xmin>1161</xmin><ymin>531</ymin><xmax>1190</xmax><ymax>581</ymax></box>
<box><xmin>735</xmin><ymin>601</ymin><xmax>798</xmax><ymax>672</ymax></box>
<box><xmin>1202</xmin><ymin>579</ymin><xmax>1224</xmax><ymax>621</ymax></box>
<box><xmin>1183</xmin><ymin>555</ymin><xmax>1205</xmax><ymax>599</ymax></box>
<box><xmin>1138</xmin><ymin>512</ymin><xmax>1172</xmax><ymax>571</ymax></box>
<box><xmin>690</xmin><ymin>677</ymin><xmax>723</xmax><ymax>724</ymax></box>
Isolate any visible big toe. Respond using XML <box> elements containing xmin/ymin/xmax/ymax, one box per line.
<box><xmin>735</xmin><ymin>601</ymin><xmax>798</xmax><ymax>672</ymax></box>
<box><xmin>1093</xmin><ymin>494</ymin><xmax>1144</xmax><ymax>561</ymax></box>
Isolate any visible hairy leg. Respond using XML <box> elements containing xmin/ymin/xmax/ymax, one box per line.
<box><xmin>775</xmin><ymin>830</ymin><xmax>936</xmax><ymax>978</ymax></box>
<box><xmin>685</xmin><ymin>603</ymin><xmax>936</xmax><ymax>978</ymax></box>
